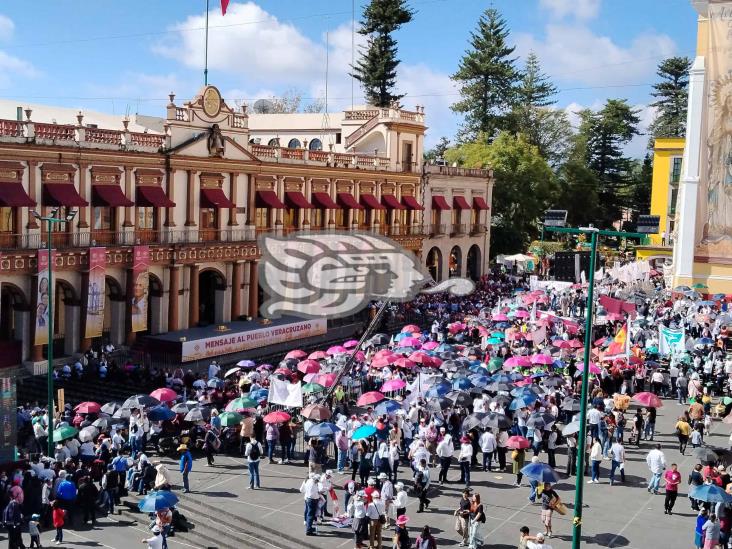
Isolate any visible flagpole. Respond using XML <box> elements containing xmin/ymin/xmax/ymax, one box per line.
<box><xmin>204</xmin><ymin>0</ymin><xmax>210</xmax><ymax>85</ymax></box>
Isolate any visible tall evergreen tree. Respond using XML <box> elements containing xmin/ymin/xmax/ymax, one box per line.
<box><xmin>648</xmin><ymin>56</ymin><xmax>691</xmax><ymax>141</ymax></box>
<box><xmin>451</xmin><ymin>8</ymin><xmax>520</xmax><ymax>141</ymax></box>
<box><xmin>514</xmin><ymin>52</ymin><xmax>557</xmax><ymax>130</ymax></box>
<box><xmin>351</xmin><ymin>0</ymin><xmax>414</xmax><ymax>107</ymax></box>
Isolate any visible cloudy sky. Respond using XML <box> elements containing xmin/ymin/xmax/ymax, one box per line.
<box><xmin>0</xmin><ymin>0</ymin><xmax>697</xmax><ymax>157</ymax></box>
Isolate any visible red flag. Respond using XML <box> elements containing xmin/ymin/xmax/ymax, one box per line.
<box><xmin>221</xmin><ymin>0</ymin><xmax>230</xmax><ymax>15</ymax></box>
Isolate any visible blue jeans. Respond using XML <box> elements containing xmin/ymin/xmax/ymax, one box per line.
<box><xmin>267</xmin><ymin>440</ymin><xmax>277</xmax><ymax>460</ymax></box>
<box><xmin>460</xmin><ymin>461</ymin><xmax>471</xmax><ymax>485</ymax></box>
<box><xmin>529</xmin><ymin>480</ymin><xmax>538</xmax><ymax>502</ymax></box>
<box><xmin>182</xmin><ymin>471</ymin><xmax>189</xmax><ymax>492</ymax></box>
<box><xmin>648</xmin><ymin>472</ymin><xmax>662</xmax><ymax>492</ymax></box>
<box><xmin>591</xmin><ymin>460</ymin><xmax>600</xmax><ymax>481</ymax></box>
<box><xmin>609</xmin><ymin>460</ymin><xmax>625</xmax><ymax>484</ymax></box>
<box><xmin>644</xmin><ymin>422</ymin><xmax>655</xmax><ymax>441</ymax></box>
<box><xmin>482</xmin><ymin>451</ymin><xmax>493</xmax><ymax>471</ymax></box>
<box><xmin>305</xmin><ymin>498</ymin><xmax>318</xmax><ymax>533</ymax></box>
<box><xmin>337</xmin><ymin>449</ymin><xmax>348</xmax><ymax>471</ymax></box>
<box><xmin>248</xmin><ymin>460</ymin><xmax>260</xmax><ymax>488</ymax></box>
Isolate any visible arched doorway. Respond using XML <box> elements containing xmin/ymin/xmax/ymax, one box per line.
<box><xmin>199</xmin><ymin>269</ymin><xmax>226</xmax><ymax>326</ymax></box>
<box><xmin>426</xmin><ymin>247</ymin><xmax>443</xmax><ymax>282</ymax></box>
<box><xmin>449</xmin><ymin>246</ymin><xmax>462</xmax><ymax>278</ymax></box>
<box><xmin>54</xmin><ymin>279</ymin><xmax>79</xmax><ymax>357</ymax></box>
<box><xmin>140</xmin><ymin>274</ymin><xmax>163</xmax><ymax>335</ymax></box>
<box><xmin>467</xmin><ymin>244</ymin><xmax>482</xmax><ymax>281</ymax></box>
<box><xmin>102</xmin><ymin>276</ymin><xmax>125</xmax><ymax>346</ymax></box>
<box><xmin>0</xmin><ymin>284</ymin><xmax>28</xmax><ymax>365</ymax></box>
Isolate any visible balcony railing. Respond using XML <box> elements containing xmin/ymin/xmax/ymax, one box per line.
<box><xmin>470</xmin><ymin>223</ymin><xmax>487</xmax><ymax>235</ymax></box>
<box><xmin>35</xmin><ymin>123</ymin><xmax>76</xmax><ymax>141</ymax></box>
<box><xmin>429</xmin><ymin>224</ymin><xmax>447</xmax><ymax>237</ymax></box>
<box><xmin>451</xmin><ymin>223</ymin><xmax>468</xmax><ymax>236</ymax></box>
<box><xmin>248</xmin><ymin>143</ymin><xmax>391</xmax><ymax>171</ymax></box>
<box><xmin>423</xmin><ymin>164</ymin><xmax>492</xmax><ymax>178</ymax></box>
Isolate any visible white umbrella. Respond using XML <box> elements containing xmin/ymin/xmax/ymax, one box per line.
<box><xmin>192</xmin><ymin>380</ymin><xmax>206</xmax><ymax>389</ymax></box>
<box><xmin>79</xmin><ymin>425</ymin><xmax>99</xmax><ymax>442</ymax></box>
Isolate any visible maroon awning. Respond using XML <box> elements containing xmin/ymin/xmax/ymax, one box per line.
<box><xmin>453</xmin><ymin>195</ymin><xmax>471</xmax><ymax>210</ymax></box>
<box><xmin>0</xmin><ymin>183</ymin><xmax>35</xmax><ymax>207</ymax></box>
<box><xmin>432</xmin><ymin>195</ymin><xmax>451</xmax><ymax>211</ymax></box>
<box><xmin>136</xmin><ymin>185</ymin><xmax>175</xmax><ymax>208</ymax></box>
<box><xmin>337</xmin><ymin>193</ymin><xmax>364</xmax><ymax>210</ymax></box>
<box><xmin>200</xmin><ymin>188</ymin><xmax>236</xmax><ymax>209</ymax></box>
<box><xmin>360</xmin><ymin>193</ymin><xmax>386</xmax><ymax>210</ymax></box>
<box><xmin>43</xmin><ymin>183</ymin><xmax>88</xmax><ymax>207</ymax></box>
<box><xmin>256</xmin><ymin>190</ymin><xmax>286</xmax><ymax>209</ymax></box>
<box><xmin>473</xmin><ymin>196</ymin><xmax>490</xmax><ymax>210</ymax></box>
<box><xmin>311</xmin><ymin>192</ymin><xmax>340</xmax><ymax>209</ymax></box>
<box><xmin>285</xmin><ymin>191</ymin><xmax>313</xmax><ymax>209</ymax></box>
<box><xmin>401</xmin><ymin>195</ymin><xmax>424</xmax><ymax>211</ymax></box>
<box><xmin>381</xmin><ymin>194</ymin><xmax>406</xmax><ymax>210</ymax></box>
<box><xmin>92</xmin><ymin>185</ymin><xmax>134</xmax><ymax>207</ymax></box>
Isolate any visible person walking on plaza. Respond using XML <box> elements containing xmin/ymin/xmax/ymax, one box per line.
<box><xmin>479</xmin><ymin>428</ymin><xmax>496</xmax><ymax>471</ymax></box>
<box><xmin>467</xmin><ymin>492</ymin><xmax>486</xmax><ymax>549</ymax></box>
<box><xmin>394</xmin><ymin>482</ymin><xmax>408</xmax><ymax>518</ymax></box>
<box><xmin>178</xmin><ymin>444</ymin><xmax>192</xmax><ymax>493</ymax></box>
<box><xmin>458</xmin><ymin>435</ymin><xmax>473</xmax><ymax>487</ymax></box>
<box><xmin>203</xmin><ymin>426</ymin><xmax>219</xmax><ymax>466</ymax></box>
<box><xmin>540</xmin><ymin>483</ymin><xmax>559</xmax><ymax>538</ymax></box>
<box><xmin>663</xmin><ymin>463</ymin><xmax>681</xmax><ymax>515</ymax></box>
<box><xmin>589</xmin><ymin>437</ymin><xmax>603</xmax><ymax>484</ymax></box>
<box><xmin>676</xmin><ymin>416</ymin><xmax>691</xmax><ymax>455</ymax></box>
<box><xmin>393</xmin><ymin>514</ymin><xmax>411</xmax><ymax>549</ymax></box>
<box><xmin>244</xmin><ymin>437</ymin><xmax>263</xmax><ymax>489</ymax></box>
<box><xmin>414</xmin><ymin>458</ymin><xmax>431</xmax><ymax>513</ymax></box>
<box><xmin>455</xmin><ymin>489</ymin><xmax>471</xmax><ymax>547</ymax></box>
<box><xmin>52</xmin><ymin>500</ymin><xmax>65</xmax><ymax>545</ymax></box>
<box><xmin>366</xmin><ymin>489</ymin><xmax>385</xmax><ymax>549</ymax></box>
<box><xmin>415</xmin><ymin>525</ymin><xmax>437</xmax><ymax>549</ymax></box>
<box><xmin>300</xmin><ymin>472</ymin><xmax>320</xmax><ymax>536</ymax></box>
<box><xmin>609</xmin><ymin>438</ymin><xmax>626</xmax><ymax>485</ymax></box>
<box><xmin>3</xmin><ymin>496</ymin><xmax>24</xmax><ymax>549</ymax></box>
<box><xmin>703</xmin><ymin>513</ymin><xmax>721</xmax><ymax>549</ymax></box>
<box><xmin>646</xmin><ymin>443</ymin><xmax>667</xmax><ymax>494</ymax></box>
<box><xmin>436</xmin><ymin>431</ymin><xmax>453</xmax><ymax>484</ymax></box>
<box><xmin>347</xmin><ymin>491</ymin><xmax>368</xmax><ymax>549</ymax></box>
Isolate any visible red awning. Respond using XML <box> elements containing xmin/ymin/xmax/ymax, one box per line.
<box><xmin>381</xmin><ymin>194</ymin><xmax>406</xmax><ymax>210</ymax></box>
<box><xmin>200</xmin><ymin>188</ymin><xmax>236</xmax><ymax>209</ymax></box>
<box><xmin>0</xmin><ymin>183</ymin><xmax>35</xmax><ymax>207</ymax></box>
<box><xmin>432</xmin><ymin>195</ymin><xmax>451</xmax><ymax>210</ymax></box>
<box><xmin>360</xmin><ymin>194</ymin><xmax>386</xmax><ymax>210</ymax></box>
<box><xmin>285</xmin><ymin>191</ymin><xmax>313</xmax><ymax>209</ymax></box>
<box><xmin>256</xmin><ymin>190</ymin><xmax>286</xmax><ymax>209</ymax></box>
<box><xmin>473</xmin><ymin>196</ymin><xmax>490</xmax><ymax>210</ymax></box>
<box><xmin>311</xmin><ymin>192</ymin><xmax>340</xmax><ymax>209</ymax></box>
<box><xmin>43</xmin><ymin>183</ymin><xmax>88</xmax><ymax>207</ymax></box>
<box><xmin>92</xmin><ymin>185</ymin><xmax>134</xmax><ymax>207</ymax></box>
<box><xmin>401</xmin><ymin>195</ymin><xmax>424</xmax><ymax>211</ymax></box>
<box><xmin>453</xmin><ymin>195</ymin><xmax>471</xmax><ymax>210</ymax></box>
<box><xmin>337</xmin><ymin>193</ymin><xmax>364</xmax><ymax>210</ymax></box>
<box><xmin>136</xmin><ymin>185</ymin><xmax>175</xmax><ymax>208</ymax></box>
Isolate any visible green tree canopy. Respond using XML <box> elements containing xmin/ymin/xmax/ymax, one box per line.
<box><xmin>648</xmin><ymin>56</ymin><xmax>691</xmax><ymax>142</ymax></box>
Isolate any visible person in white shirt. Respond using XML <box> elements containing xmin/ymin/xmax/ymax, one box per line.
<box><xmin>207</xmin><ymin>361</ymin><xmax>220</xmax><ymax>381</ymax></box>
<box><xmin>300</xmin><ymin>473</ymin><xmax>320</xmax><ymax>536</ymax></box>
<box><xmin>366</xmin><ymin>490</ymin><xmax>385</xmax><ymax>548</ymax></box>
<box><xmin>645</xmin><ymin>444</ymin><xmax>666</xmax><ymax>494</ymax></box>
<box><xmin>244</xmin><ymin>439</ymin><xmax>263</xmax><ymax>489</ymax></box>
<box><xmin>458</xmin><ymin>435</ymin><xmax>473</xmax><ymax>486</ymax></box>
<box><xmin>393</xmin><ymin>482</ymin><xmax>408</xmax><ymax>517</ymax></box>
<box><xmin>527</xmin><ymin>532</ymin><xmax>553</xmax><ymax>549</ymax></box>
<box><xmin>347</xmin><ymin>492</ymin><xmax>368</xmax><ymax>547</ymax></box>
<box><xmin>379</xmin><ymin>473</ymin><xmax>394</xmax><ymax>527</ymax></box>
<box><xmin>473</xmin><ymin>396</ymin><xmax>486</xmax><ymax>414</ymax></box>
<box><xmin>609</xmin><ymin>439</ymin><xmax>626</xmax><ymax>485</ymax></box>
<box><xmin>140</xmin><ymin>526</ymin><xmax>163</xmax><ymax>549</ymax></box>
<box><xmin>436</xmin><ymin>430</ymin><xmax>453</xmax><ymax>485</ymax></box>
<box><xmin>587</xmin><ymin>406</ymin><xmax>602</xmax><ymax>440</ymax></box>
<box><xmin>479</xmin><ymin>428</ymin><xmax>497</xmax><ymax>471</ymax></box>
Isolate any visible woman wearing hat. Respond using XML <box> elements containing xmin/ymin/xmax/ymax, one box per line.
<box><xmin>394</xmin><ymin>482</ymin><xmax>408</xmax><ymax>519</ymax></box>
<box><xmin>393</xmin><ymin>515</ymin><xmax>410</xmax><ymax>549</ymax></box>
<box><xmin>347</xmin><ymin>491</ymin><xmax>369</xmax><ymax>549</ymax></box>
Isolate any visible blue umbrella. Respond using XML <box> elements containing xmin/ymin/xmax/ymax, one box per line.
<box><xmin>689</xmin><ymin>484</ymin><xmax>732</xmax><ymax>503</ymax></box>
<box><xmin>531</xmin><ymin>372</ymin><xmax>547</xmax><ymax>379</ymax></box>
<box><xmin>520</xmin><ymin>462</ymin><xmax>560</xmax><ymax>484</ymax></box>
<box><xmin>425</xmin><ymin>384</ymin><xmax>450</xmax><ymax>398</ymax></box>
<box><xmin>306</xmin><ymin>423</ymin><xmax>340</xmax><ymax>438</ymax></box>
<box><xmin>375</xmin><ymin>400</ymin><xmax>402</xmax><ymax>415</ymax></box>
<box><xmin>696</xmin><ymin>337</ymin><xmax>714</xmax><ymax>346</ymax></box>
<box><xmin>138</xmin><ymin>491</ymin><xmax>179</xmax><ymax>512</ymax></box>
<box><xmin>437</xmin><ymin>343</ymin><xmax>455</xmax><ymax>352</ymax></box>
<box><xmin>452</xmin><ymin>377</ymin><xmax>473</xmax><ymax>390</ymax></box>
<box><xmin>207</xmin><ymin>378</ymin><xmax>224</xmax><ymax>389</ymax></box>
<box><xmin>394</xmin><ymin>332</ymin><xmax>410</xmax><ymax>341</ymax></box>
<box><xmin>490</xmin><ymin>374</ymin><xmax>512</xmax><ymax>384</ymax></box>
<box><xmin>147</xmin><ymin>405</ymin><xmax>175</xmax><ymax>422</ymax></box>
<box><xmin>352</xmin><ymin>424</ymin><xmax>377</xmax><ymax>441</ymax></box>
<box><xmin>469</xmin><ymin>375</ymin><xmax>490</xmax><ymax>387</ymax></box>
<box><xmin>237</xmin><ymin>359</ymin><xmax>256</xmax><ymax>369</ymax></box>
<box><xmin>508</xmin><ymin>373</ymin><xmax>525</xmax><ymax>382</ymax></box>
<box><xmin>509</xmin><ymin>396</ymin><xmax>537</xmax><ymax>410</ymax></box>
<box><xmin>510</xmin><ymin>387</ymin><xmax>537</xmax><ymax>398</ymax></box>
<box><xmin>552</xmin><ymin>360</ymin><xmax>565</xmax><ymax>369</ymax></box>
<box><xmin>699</xmin><ymin>300</ymin><xmax>716</xmax><ymax>306</ymax></box>
<box><xmin>249</xmin><ymin>389</ymin><xmax>268</xmax><ymax>402</ymax></box>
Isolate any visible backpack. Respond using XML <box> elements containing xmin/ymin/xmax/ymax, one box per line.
<box><xmin>249</xmin><ymin>442</ymin><xmax>261</xmax><ymax>460</ymax></box>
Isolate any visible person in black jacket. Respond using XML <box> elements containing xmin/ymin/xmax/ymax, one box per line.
<box><xmin>77</xmin><ymin>476</ymin><xmax>99</xmax><ymax>525</ymax></box>
<box><xmin>3</xmin><ymin>497</ymin><xmax>24</xmax><ymax>549</ymax></box>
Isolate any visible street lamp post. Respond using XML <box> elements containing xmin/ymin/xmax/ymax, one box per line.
<box><xmin>31</xmin><ymin>208</ymin><xmax>76</xmax><ymax>457</ymax></box>
<box><xmin>546</xmin><ymin>225</ymin><xmax>643</xmax><ymax>549</ymax></box>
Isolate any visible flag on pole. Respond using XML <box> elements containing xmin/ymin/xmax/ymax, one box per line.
<box><xmin>625</xmin><ymin>319</ymin><xmax>631</xmax><ymax>360</ymax></box>
<box><xmin>613</xmin><ymin>323</ymin><xmax>627</xmax><ymax>347</ymax></box>
<box><xmin>221</xmin><ymin>0</ymin><xmax>230</xmax><ymax>15</ymax></box>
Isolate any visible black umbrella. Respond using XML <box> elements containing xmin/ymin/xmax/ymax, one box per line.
<box><xmin>112</xmin><ymin>408</ymin><xmax>131</xmax><ymax>420</ymax></box>
<box><xmin>487</xmin><ymin>382</ymin><xmax>512</xmax><ymax>393</ymax></box>
<box><xmin>369</xmin><ymin>333</ymin><xmax>390</xmax><ymax>346</ymax></box>
<box><xmin>122</xmin><ymin>394</ymin><xmax>160</xmax><ymax>410</ymax></box>
<box><xmin>482</xmin><ymin>412</ymin><xmax>511</xmax><ymax>430</ymax></box>
<box><xmin>693</xmin><ymin>447</ymin><xmax>720</xmax><ymax>463</ymax></box>
<box><xmin>446</xmin><ymin>390</ymin><xmax>472</xmax><ymax>408</ymax></box>
<box><xmin>543</xmin><ymin>377</ymin><xmax>564</xmax><ymax>389</ymax></box>
<box><xmin>170</xmin><ymin>403</ymin><xmax>192</xmax><ymax>414</ymax></box>
<box><xmin>462</xmin><ymin>413</ymin><xmax>487</xmax><ymax>431</ymax></box>
<box><xmin>440</xmin><ymin>351</ymin><xmax>459</xmax><ymax>360</ymax></box>
<box><xmin>184</xmin><ymin>407</ymin><xmax>211</xmax><ymax>423</ymax></box>
<box><xmin>101</xmin><ymin>402</ymin><xmax>122</xmax><ymax>415</ymax></box>
<box><xmin>426</xmin><ymin>397</ymin><xmax>452</xmax><ymax>410</ymax></box>
<box><xmin>489</xmin><ymin>394</ymin><xmax>512</xmax><ymax>407</ymax></box>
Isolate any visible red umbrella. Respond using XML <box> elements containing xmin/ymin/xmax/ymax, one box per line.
<box><xmin>74</xmin><ymin>402</ymin><xmax>101</xmax><ymax>414</ymax></box>
<box><xmin>263</xmin><ymin>411</ymin><xmax>291</xmax><ymax>424</ymax></box>
<box><xmin>506</xmin><ymin>436</ymin><xmax>530</xmax><ymax>450</ymax></box>
<box><xmin>313</xmin><ymin>373</ymin><xmax>338</xmax><ymax>387</ymax></box>
<box><xmin>308</xmin><ymin>351</ymin><xmax>328</xmax><ymax>360</ymax></box>
<box><xmin>393</xmin><ymin>357</ymin><xmax>416</xmax><ymax>369</ymax></box>
<box><xmin>552</xmin><ymin>340</ymin><xmax>573</xmax><ymax>349</ymax></box>
<box><xmin>401</xmin><ymin>324</ymin><xmax>420</xmax><ymax>333</ymax></box>
<box><xmin>408</xmin><ymin>352</ymin><xmax>432</xmax><ymax>364</ymax></box>
<box><xmin>149</xmin><ymin>388</ymin><xmax>178</xmax><ymax>403</ymax></box>
<box><xmin>301</xmin><ymin>404</ymin><xmax>331</xmax><ymax>421</ymax></box>
<box><xmin>297</xmin><ymin>360</ymin><xmax>321</xmax><ymax>374</ymax></box>
<box><xmin>357</xmin><ymin>391</ymin><xmax>385</xmax><ymax>406</ymax></box>
<box><xmin>632</xmin><ymin>392</ymin><xmax>663</xmax><ymax>408</ymax></box>
<box><xmin>285</xmin><ymin>350</ymin><xmax>308</xmax><ymax>360</ymax></box>
<box><xmin>371</xmin><ymin>356</ymin><xmax>393</xmax><ymax>369</ymax></box>
<box><xmin>531</xmin><ymin>354</ymin><xmax>554</xmax><ymax>365</ymax></box>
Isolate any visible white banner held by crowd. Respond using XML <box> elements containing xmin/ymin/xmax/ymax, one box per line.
<box><xmin>658</xmin><ymin>326</ymin><xmax>685</xmax><ymax>356</ymax></box>
<box><xmin>268</xmin><ymin>379</ymin><xmax>304</xmax><ymax>408</ymax></box>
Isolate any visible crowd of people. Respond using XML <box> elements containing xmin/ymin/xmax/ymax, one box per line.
<box><xmin>6</xmin><ymin>267</ymin><xmax>732</xmax><ymax>548</ymax></box>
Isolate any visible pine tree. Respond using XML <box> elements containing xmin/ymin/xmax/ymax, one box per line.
<box><xmin>451</xmin><ymin>8</ymin><xmax>520</xmax><ymax>141</ymax></box>
<box><xmin>351</xmin><ymin>0</ymin><xmax>414</xmax><ymax>107</ymax></box>
<box><xmin>514</xmin><ymin>52</ymin><xmax>557</xmax><ymax>129</ymax></box>
<box><xmin>648</xmin><ymin>57</ymin><xmax>691</xmax><ymax>141</ymax></box>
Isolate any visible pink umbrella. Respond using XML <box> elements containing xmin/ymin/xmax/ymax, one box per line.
<box><xmin>303</xmin><ymin>373</ymin><xmax>318</xmax><ymax>383</ymax></box>
<box><xmin>393</xmin><ymin>357</ymin><xmax>416</xmax><ymax>369</ymax></box>
<box><xmin>355</xmin><ymin>351</ymin><xmax>366</xmax><ymax>362</ymax></box>
<box><xmin>632</xmin><ymin>392</ymin><xmax>663</xmax><ymax>408</ymax></box>
<box><xmin>506</xmin><ymin>436</ymin><xmax>530</xmax><ymax>449</ymax></box>
<box><xmin>428</xmin><ymin>356</ymin><xmax>443</xmax><ymax>368</ymax></box>
<box><xmin>374</xmin><ymin>349</ymin><xmax>395</xmax><ymax>358</ymax></box>
<box><xmin>448</xmin><ymin>322</ymin><xmax>466</xmax><ymax>334</ymax></box>
<box><xmin>382</xmin><ymin>379</ymin><xmax>407</xmax><ymax>392</ymax></box>
<box><xmin>422</xmin><ymin>341</ymin><xmax>439</xmax><ymax>350</ymax></box>
<box><xmin>371</xmin><ymin>356</ymin><xmax>393</xmax><ymax>369</ymax></box>
<box><xmin>398</xmin><ymin>337</ymin><xmax>421</xmax><ymax>348</ymax></box>
<box><xmin>343</xmin><ymin>340</ymin><xmax>359</xmax><ymax>349</ymax></box>
<box><xmin>536</xmin><ymin>318</ymin><xmax>553</xmax><ymax>327</ymax></box>
<box><xmin>285</xmin><ymin>350</ymin><xmax>307</xmax><ymax>360</ymax></box>
<box><xmin>74</xmin><ymin>401</ymin><xmax>101</xmax><ymax>414</ymax></box>
<box><xmin>357</xmin><ymin>391</ymin><xmax>385</xmax><ymax>406</ymax></box>
<box><xmin>492</xmin><ymin>313</ymin><xmax>509</xmax><ymax>321</ymax></box>
<box><xmin>577</xmin><ymin>362</ymin><xmax>601</xmax><ymax>375</ymax></box>
<box><xmin>401</xmin><ymin>324</ymin><xmax>420</xmax><ymax>333</ymax></box>
<box><xmin>505</xmin><ymin>356</ymin><xmax>532</xmax><ymax>368</ymax></box>
<box><xmin>308</xmin><ymin>351</ymin><xmax>328</xmax><ymax>360</ymax></box>
<box><xmin>552</xmin><ymin>340</ymin><xmax>573</xmax><ymax>349</ymax></box>
<box><xmin>297</xmin><ymin>360</ymin><xmax>321</xmax><ymax>374</ymax></box>
<box><xmin>327</xmin><ymin>345</ymin><xmax>348</xmax><ymax>355</ymax></box>
<box><xmin>408</xmin><ymin>352</ymin><xmax>432</xmax><ymax>364</ymax></box>
<box><xmin>149</xmin><ymin>388</ymin><xmax>178</xmax><ymax>403</ymax></box>
<box><xmin>514</xmin><ymin>310</ymin><xmax>530</xmax><ymax>319</ymax></box>
<box><xmin>569</xmin><ymin>339</ymin><xmax>583</xmax><ymax>348</ymax></box>
<box><xmin>530</xmin><ymin>354</ymin><xmax>554</xmax><ymax>365</ymax></box>
<box><xmin>313</xmin><ymin>373</ymin><xmax>338</xmax><ymax>387</ymax></box>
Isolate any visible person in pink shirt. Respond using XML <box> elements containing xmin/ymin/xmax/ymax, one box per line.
<box><xmin>663</xmin><ymin>463</ymin><xmax>682</xmax><ymax>515</ymax></box>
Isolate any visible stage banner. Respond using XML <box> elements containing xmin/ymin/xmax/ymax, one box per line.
<box><xmin>0</xmin><ymin>377</ymin><xmax>15</xmax><ymax>463</ymax></box>
<box><xmin>34</xmin><ymin>250</ymin><xmax>52</xmax><ymax>346</ymax></box>
<box><xmin>84</xmin><ymin>247</ymin><xmax>106</xmax><ymax>339</ymax></box>
<box><xmin>268</xmin><ymin>379</ymin><xmax>303</xmax><ymax>408</ymax></box>
<box><xmin>181</xmin><ymin>318</ymin><xmax>327</xmax><ymax>362</ymax></box>
<box><xmin>659</xmin><ymin>326</ymin><xmax>686</xmax><ymax>356</ymax></box>
<box><xmin>131</xmin><ymin>245</ymin><xmax>149</xmax><ymax>333</ymax></box>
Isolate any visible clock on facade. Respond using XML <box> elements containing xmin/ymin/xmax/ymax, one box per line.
<box><xmin>202</xmin><ymin>87</ymin><xmax>222</xmax><ymax>118</ymax></box>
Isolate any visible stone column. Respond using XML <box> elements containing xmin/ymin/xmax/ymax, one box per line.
<box><xmin>168</xmin><ymin>265</ymin><xmax>180</xmax><ymax>332</ymax></box>
<box><xmin>248</xmin><ymin>260</ymin><xmax>259</xmax><ymax>318</ymax></box>
<box><xmin>79</xmin><ymin>271</ymin><xmax>92</xmax><ymax>352</ymax></box>
<box><xmin>228</xmin><ymin>172</ymin><xmax>239</xmax><ymax>227</ymax></box>
<box><xmin>64</xmin><ymin>300</ymin><xmax>81</xmax><ymax>356</ymax></box>
<box><xmin>326</xmin><ymin>178</ymin><xmax>334</xmax><ymax>228</ymax></box>
<box><xmin>125</xmin><ymin>268</ymin><xmax>136</xmax><ymax>345</ymax></box>
<box><xmin>231</xmin><ymin>261</ymin><xmax>243</xmax><ymax>320</ymax></box>
<box><xmin>77</xmin><ymin>162</ymin><xmax>89</xmax><ymax>229</ymax></box>
<box><xmin>188</xmin><ymin>264</ymin><xmax>200</xmax><ymax>327</ymax></box>
<box><xmin>110</xmin><ymin>298</ymin><xmax>126</xmax><ymax>346</ymax></box>
<box><xmin>26</xmin><ymin>161</ymin><xmax>39</xmax><ymax>229</ymax></box>
<box><xmin>275</xmin><ymin>176</ymin><xmax>284</xmax><ymax>226</ymax></box>
<box><xmin>303</xmin><ymin>177</ymin><xmax>312</xmax><ymax>227</ymax></box>
<box><xmin>123</xmin><ymin>167</ymin><xmax>134</xmax><ymax>227</ymax></box>
<box><xmin>185</xmin><ymin>170</ymin><xmax>196</xmax><ymax>227</ymax></box>
<box><xmin>165</xmin><ymin>168</ymin><xmax>177</xmax><ymax>228</ymax></box>
<box><xmin>246</xmin><ymin>174</ymin><xmax>256</xmax><ymax>225</ymax></box>
<box><xmin>14</xmin><ymin>306</ymin><xmax>31</xmax><ymax>362</ymax></box>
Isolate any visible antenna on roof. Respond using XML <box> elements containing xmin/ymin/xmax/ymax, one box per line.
<box><xmin>351</xmin><ymin>0</ymin><xmax>355</xmax><ymax>110</ymax></box>
<box><xmin>321</xmin><ymin>30</ymin><xmax>333</xmax><ymax>149</ymax></box>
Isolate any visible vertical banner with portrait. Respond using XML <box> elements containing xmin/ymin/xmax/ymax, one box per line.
<box><xmin>0</xmin><ymin>377</ymin><xmax>16</xmax><ymax>463</ymax></box>
<box><xmin>131</xmin><ymin>245</ymin><xmax>149</xmax><ymax>332</ymax></box>
<box><xmin>34</xmin><ymin>249</ymin><xmax>52</xmax><ymax>346</ymax></box>
<box><xmin>84</xmin><ymin>247</ymin><xmax>106</xmax><ymax>339</ymax></box>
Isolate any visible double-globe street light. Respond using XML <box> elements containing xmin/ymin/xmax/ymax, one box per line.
<box><xmin>30</xmin><ymin>207</ymin><xmax>77</xmax><ymax>457</ymax></box>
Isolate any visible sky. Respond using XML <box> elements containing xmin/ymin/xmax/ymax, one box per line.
<box><xmin>0</xmin><ymin>0</ymin><xmax>699</xmax><ymax>157</ymax></box>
